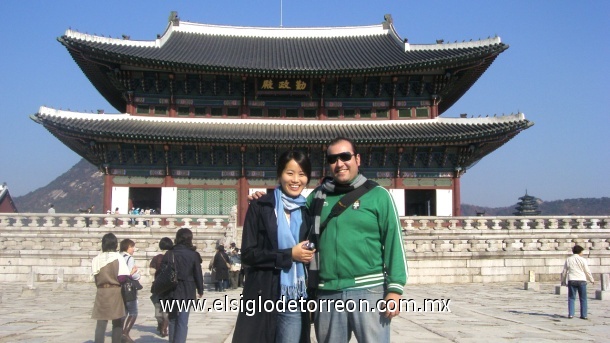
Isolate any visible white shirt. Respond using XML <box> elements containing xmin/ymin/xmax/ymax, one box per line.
<box><xmin>123</xmin><ymin>252</ymin><xmax>141</xmax><ymax>280</ymax></box>
<box><xmin>563</xmin><ymin>254</ymin><xmax>594</xmax><ymax>282</ymax></box>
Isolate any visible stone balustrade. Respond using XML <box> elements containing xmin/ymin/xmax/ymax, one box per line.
<box><xmin>0</xmin><ymin>213</ymin><xmax>235</xmax><ymax>284</ymax></box>
<box><xmin>1</xmin><ymin>214</ymin><xmax>609</xmax><ymax>285</ymax></box>
<box><xmin>401</xmin><ymin>216</ymin><xmax>610</xmax><ymax>284</ymax></box>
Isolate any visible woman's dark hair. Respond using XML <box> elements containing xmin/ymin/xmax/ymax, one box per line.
<box><xmin>119</xmin><ymin>238</ymin><xmax>135</xmax><ymax>252</ymax></box>
<box><xmin>101</xmin><ymin>233</ymin><xmax>118</xmax><ymax>252</ymax></box>
<box><xmin>572</xmin><ymin>245</ymin><xmax>584</xmax><ymax>254</ymax></box>
<box><xmin>159</xmin><ymin>237</ymin><xmax>173</xmax><ymax>251</ymax></box>
<box><xmin>328</xmin><ymin>137</ymin><xmax>358</xmax><ymax>155</ymax></box>
<box><xmin>277</xmin><ymin>150</ymin><xmax>312</xmax><ymax>183</ymax></box>
<box><xmin>218</xmin><ymin>244</ymin><xmax>225</xmax><ymax>252</ymax></box>
<box><xmin>175</xmin><ymin>228</ymin><xmax>196</xmax><ymax>251</ymax></box>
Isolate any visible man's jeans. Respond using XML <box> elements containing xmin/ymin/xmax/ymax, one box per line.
<box><xmin>314</xmin><ymin>285</ymin><xmax>390</xmax><ymax>343</ymax></box>
<box><xmin>568</xmin><ymin>280</ymin><xmax>588</xmax><ymax>318</ymax></box>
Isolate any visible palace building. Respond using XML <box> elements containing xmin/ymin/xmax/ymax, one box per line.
<box><xmin>33</xmin><ymin>12</ymin><xmax>533</xmax><ymax>224</ymax></box>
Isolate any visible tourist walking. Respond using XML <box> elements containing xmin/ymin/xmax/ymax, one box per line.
<box><xmin>561</xmin><ymin>244</ymin><xmax>595</xmax><ymax>319</ymax></box>
<box><xmin>229</xmin><ymin>248</ymin><xmax>241</xmax><ymax>289</ymax></box>
<box><xmin>149</xmin><ymin>237</ymin><xmax>173</xmax><ymax>337</ymax></box>
<box><xmin>120</xmin><ymin>239</ymin><xmax>141</xmax><ymax>343</ymax></box>
<box><xmin>91</xmin><ymin>233</ymin><xmax>130</xmax><ymax>343</ymax></box>
<box><xmin>233</xmin><ymin>150</ymin><xmax>314</xmax><ymax>343</ymax></box>
<box><xmin>212</xmin><ymin>245</ymin><xmax>231</xmax><ymax>292</ymax></box>
<box><xmin>160</xmin><ymin>228</ymin><xmax>204</xmax><ymax>343</ymax></box>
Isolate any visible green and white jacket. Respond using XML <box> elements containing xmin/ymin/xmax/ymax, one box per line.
<box><xmin>307</xmin><ymin>185</ymin><xmax>408</xmax><ymax>294</ymax></box>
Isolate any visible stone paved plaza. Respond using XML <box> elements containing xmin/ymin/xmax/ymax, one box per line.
<box><xmin>1</xmin><ymin>281</ymin><xmax>609</xmax><ymax>342</ymax></box>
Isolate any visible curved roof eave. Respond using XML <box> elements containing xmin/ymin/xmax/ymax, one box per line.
<box><xmin>58</xmin><ymin>18</ymin><xmax>507</xmax><ymax>76</ymax></box>
<box><xmin>33</xmin><ymin>106</ymin><xmax>534</xmax><ymax>146</ymax></box>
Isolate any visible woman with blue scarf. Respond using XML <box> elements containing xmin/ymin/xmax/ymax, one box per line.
<box><xmin>233</xmin><ymin>150</ymin><xmax>314</xmax><ymax>343</ymax></box>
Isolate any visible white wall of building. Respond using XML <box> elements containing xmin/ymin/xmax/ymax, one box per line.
<box><xmin>111</xmin><ymin>187</ymin><xmax>129</xmax><ymax>214</ymax></box>
<box><xmin>389</xmin><ymin>189</ymin><xmax>406</xmax><ymax>216</ymax></box>
<box><xmin>436</xmin><ymin>189</ymin><xmax>453</xmax><ymax>216</ymax></box>
<box><xmin>161</xmin><ymin>187</ymin><xmax>177</xmax><ymax>215</ymax></box>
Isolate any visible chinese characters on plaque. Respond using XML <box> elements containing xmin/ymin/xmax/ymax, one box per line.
<box><xmin>258</xmin><ymin>78</ymin><xmax>310</xmax><ymax>93</ymax></box>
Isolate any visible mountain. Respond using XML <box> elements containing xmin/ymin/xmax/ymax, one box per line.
<box><xmin>13</xmin><ymin>159</ymin><xmax>103</xmax><ymax>213</ymax></box>
<box><xmin>461</xmin><ymin>197</ymin><xmax>610</xmax><ymax>216</ymax></box>
<box><xmin>12</xmin><ymin>158</ymin><xmax>610</xmax><ymax>216</ymax></box>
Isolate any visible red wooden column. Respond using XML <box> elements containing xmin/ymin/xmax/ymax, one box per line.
<box><xmin>103</xmin><ymin>174</ymin><xmax>113</xmax><ymax>214</ymax></box>
<box><xmin>453</xmin><ymin>176</ymin><xmax>461</xmax><ymax>216</ymax></box>
<box><xmin>238</xmin><ymin>177</ymin><xmax>249</xmax><ymax>226</ymax></box>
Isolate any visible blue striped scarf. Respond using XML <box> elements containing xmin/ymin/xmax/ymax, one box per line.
<box><xmin>274</xmin><ymin>187</ymin><xmax>307</xmax><ymax>300</ymax></box>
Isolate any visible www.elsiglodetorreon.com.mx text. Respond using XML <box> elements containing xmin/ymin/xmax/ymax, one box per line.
<box><xmin>160</xmin><ymin>295</ymin><xmax>451</xmax><ymax>316</ymax></box>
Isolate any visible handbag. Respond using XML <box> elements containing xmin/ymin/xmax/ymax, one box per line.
<box><xmin>152</xmin><ymin>251</ymin><xmax>178</xmax><ymax>295</ymax></box>
<box><xmin>121</xmin><ymin>277</ymin><xmax>138</xmax><ymax>302</ymax></box>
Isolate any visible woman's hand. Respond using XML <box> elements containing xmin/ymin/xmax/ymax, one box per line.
<box><xmin>291</xmin><ymin>240</ymin><xmax>316</xmax><ymax>263</ymax></box>
<box><xmin>247</xmin><ymin>191</ymin><xmax>266</xmax><ymax>201</ymax></box>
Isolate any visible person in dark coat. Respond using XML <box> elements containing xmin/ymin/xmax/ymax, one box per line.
<box><xmin>149</xmin><ymin>237</ymin><xmax>173</xmax><ymax>337</ymax></box>
<box><xmin>232</xmin><ymin>150</ymin><xmax>314</xmax><ymax>343</ymax></box>
<box><xmin>160</xmin><ymin>228</ymin><xmax>204</xmax><ymax>343</ymax></box>
<box><xmin>212</xmin><ymin>245</ymin><xmax>231</xmax><ymax>291</ymax></box>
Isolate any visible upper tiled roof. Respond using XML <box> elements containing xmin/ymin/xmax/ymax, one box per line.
<box><xmin>32</xmin><ymin>107</ymin><xmax>533</xmax><ymax>146</ymax></box>
<box><xmin>58</xmin><ymin>16</ymin><xmax>507</xmax><ymax>76</ymax></box>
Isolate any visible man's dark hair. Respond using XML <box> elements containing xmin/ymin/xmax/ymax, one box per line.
<box><xmin>277</xmin><ymin>150</ymin><xmax>312</xmax><ymax>183</ymax></box>
<box><xmin>101</xmin><ymin>233</ymin><xmax>118</xmax><ymax>252</ymax></box>
<box><xmin>327</xmin><ymin>137</ymin><xmax>358</xmax><ymax>155</ymax></box>
<box><xmin>120</xmin><ymin>238</ymin><xmax>135</xmax><ymax>252</ymax></box>
<box><xmin>159</xmin><ymin>237</ymin><xmax>173</xmax><ymax>251</ymax></box>
<box><xmin>572</xmin><ymin>245</ymin><xmax>584</xmax><ymax>254</ymax></box>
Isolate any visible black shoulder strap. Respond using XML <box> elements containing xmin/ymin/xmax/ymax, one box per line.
<box><xmin>319</xmin><ymin>180</ymin><xmax>377</xmax><ymax>231</ymax></box>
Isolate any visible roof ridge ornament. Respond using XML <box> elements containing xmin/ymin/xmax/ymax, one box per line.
<box><xmin>383</xmin><ymin>14</ymin><xmax>393</xmax><ymax>29</ymax></box>
<box><xmin>169</xmin><ymin>11</ymin><xmax>180</xmax><ymax>26</ymax></box>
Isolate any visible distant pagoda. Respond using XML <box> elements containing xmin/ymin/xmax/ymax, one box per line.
<box><xmin>513</xmin><ymin>191</ymin><xmax>541</xmax><ymax>216</ymax></box>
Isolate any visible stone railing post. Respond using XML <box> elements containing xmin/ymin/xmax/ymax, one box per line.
<box><xmin>43</xmin><ymin>216</ymin><xmax>55</xmax><ymax>227</ymax></box>
<box><xmin>476</xmin><ymin>218</ymin><xmax>489</xmax><ymax>230</ymax></box>
<box><xmin>518</xmin><ymin>218</ymin><xmax>531</xmax><ymax>230</ymax></box>
<box><xmin>589</xmin><ymin>218</ymin><xmax>600</xmax><ymax>229</ymax></box>
<box><xmin>448</xmin><ymin>219</ymin><xmax>460</xmax><ymax>229</ymax></box>
<box><xmin>596</xmin><ymin>274</ymin><xmax>610</xmax><ymax>300</ymax></box>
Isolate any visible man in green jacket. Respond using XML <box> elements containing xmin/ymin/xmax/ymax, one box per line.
<box><xmin>307</xmin><ymin>137</ymin><xmax>408</xmax><ymax>343</ymax></box>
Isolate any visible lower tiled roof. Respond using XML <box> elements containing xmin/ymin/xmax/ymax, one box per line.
<box><xmin>32</xmin><ymin>107</ymin><xmax>532</xmax><ymax>146</ymax></box>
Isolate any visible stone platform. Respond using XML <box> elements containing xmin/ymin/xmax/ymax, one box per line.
<box><xmin>1</xmin><ymin>281</ymin><xmax>609</xmax><ymax>342</ymax></box>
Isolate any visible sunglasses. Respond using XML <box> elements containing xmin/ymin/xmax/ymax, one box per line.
<box><xmin>326</xmin><ymin>152</ymin><xmax>355</xmax><ymax>164</ymax></box>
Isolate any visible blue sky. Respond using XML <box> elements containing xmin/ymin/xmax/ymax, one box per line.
<box><xmin>1</xmin><ymin>0</ymin><xmax>608</xmax><ymax>207</ymax></box>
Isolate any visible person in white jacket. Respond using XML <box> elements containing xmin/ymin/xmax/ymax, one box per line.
<box><xmin>561</xmin><ymin>245</ymin><xmax>595</xmax><ymax>319</ymax></box>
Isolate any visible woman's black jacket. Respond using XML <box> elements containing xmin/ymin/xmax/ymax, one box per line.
<box><xmin>232</xmin><ymin>191</ymin><xmax>312</xmax><ymax>343</ymax></box>
<box><xmin>160</xmin><ymin>244</ymin><xmax>204</xmax><ymax>303</ymax></box>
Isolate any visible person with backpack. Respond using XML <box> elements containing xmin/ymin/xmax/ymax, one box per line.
<box><xmin>149</xmin><ymin>237</ymin><xmax>174</xmax><ymax>337</ymax></box>
<box><xmin>119</xmin><ymin>239</ymin><xmax>141</xmax><ymax>343</ymax></box>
